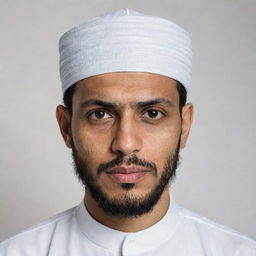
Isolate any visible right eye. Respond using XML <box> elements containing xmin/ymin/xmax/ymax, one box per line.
<box><xmin>88</xmin><ymin>110</ymin><xmax>112</xmax><ymax>120</ymax></box>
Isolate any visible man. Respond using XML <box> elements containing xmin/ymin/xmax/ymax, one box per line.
<box><xmin>0</xmin><ymin>8</ymin><xmax>255</xmax><ymax>256</ymax></box>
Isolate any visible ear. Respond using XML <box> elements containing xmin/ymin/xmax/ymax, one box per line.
<box><xmin>56</xmin><ymin>105</ymin><xmax>72</xmax><ymax>148</ymax></box>
<box><xmin>180</xmin><ymin>102</ymin><xmax>194</xmax><ymax>149</ymax></box>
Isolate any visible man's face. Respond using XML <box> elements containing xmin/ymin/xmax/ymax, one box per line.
<box><xmin>57</xmin><ymin>72</ymin><xmax>193</xmax><ymax>217</ymax></box>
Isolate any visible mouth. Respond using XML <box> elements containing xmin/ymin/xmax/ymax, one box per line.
<box><xmin>105</xmin><ymin>166</ymin><xmax>151</xmax><ymax>183</ymax></box>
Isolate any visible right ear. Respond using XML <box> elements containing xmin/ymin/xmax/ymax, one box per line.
<box><xmin>56</xmin><ymin>105</ymin><xmax>72</xmax><ymax>148</ymax></box>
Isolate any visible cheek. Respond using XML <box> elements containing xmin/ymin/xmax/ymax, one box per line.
<box><xmin>71</xmin><ymin>122</ymin><xmax>111</xmax><ymax>167</ymax></box>
<box><xmin>144</xmin><ymin>115</ymin><xmax>181</xmax><ymax>144</ymax></box>
<box><xmin>142</xmin><ymin>122</ymin><xmax>181</xmax><ymax>169</ymax></box>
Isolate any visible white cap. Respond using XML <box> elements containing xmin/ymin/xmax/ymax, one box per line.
<box><xmin>59</xmin><ymin>8</ymin><xmax>192</xmax><ymax>94</ymax></box>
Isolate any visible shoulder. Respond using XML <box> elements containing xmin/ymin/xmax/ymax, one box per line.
<box><xmin>0</xmin><ymin>205</ymin><xmax>77</xmax><ymax>256</ymax></box>
<box><xmin>176</xmin><ymin>203</ymin><xmax>256</xmax><ymax>255</ymax></box>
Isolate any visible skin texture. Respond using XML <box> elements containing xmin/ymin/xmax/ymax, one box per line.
<box><xmin>56</xmin><ymin>72</ymin><xmax>193</xmax><ymax>232</ymax></box>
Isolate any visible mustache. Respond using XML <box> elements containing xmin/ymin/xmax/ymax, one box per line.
<box><xmin>97</xmin><ymin>154</ymin><xmax>157</xmax><ymax>176</ymax></box>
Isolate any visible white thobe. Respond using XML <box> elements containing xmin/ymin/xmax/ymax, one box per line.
<box><xmin>0</xmin><ymin>199</ymin><xmax>255</xmax><ymax>256</ymax></box>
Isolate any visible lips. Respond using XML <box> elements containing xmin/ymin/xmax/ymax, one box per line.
<box><xmin>106</xmin><ymin>166</ymin><xmax>150</xmax><ymax>183</ymax></box>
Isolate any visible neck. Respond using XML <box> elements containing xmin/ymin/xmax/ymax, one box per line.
<box><xmin>84</xmin><ymin>187</ymin><xmax>171</xmax><ymax>232</ymax></box>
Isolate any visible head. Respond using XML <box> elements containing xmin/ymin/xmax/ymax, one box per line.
<box><xmin>56</xmin><ymin>72</ymin><xmax>193</xmax><ymax>217</ymax></box>
<box><xmin>57</xmin><ymin>8</ymin><xmax>193</xmax><ymax>218</ymax></box>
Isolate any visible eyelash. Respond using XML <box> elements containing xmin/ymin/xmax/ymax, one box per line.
<box><xmin>143</xmin><ymin>109</ymin><xmax>164</xmax><ymax>119</ymax></box>
<box><xmin>87</xmin><ymin>108</ymin><xmax>165</xmax><ymax>121</ymax></box>
<box><xmin>87</xmin><ymin>109</ymin><xmax>112</xmax><ymax>120</ymax></box>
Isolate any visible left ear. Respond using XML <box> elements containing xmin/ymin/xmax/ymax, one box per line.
<box><xmin>180</xmin><ymin>102</ymin><xmax>194</xmax><ymax>149</ymax></box>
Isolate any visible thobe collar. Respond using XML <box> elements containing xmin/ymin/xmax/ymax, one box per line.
<box><xmin>75</xmin><ymin>195</ymin><xmax>181</xmax><ymax>255</ymax></box>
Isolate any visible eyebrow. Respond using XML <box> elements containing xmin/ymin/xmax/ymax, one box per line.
<box><xmin>80</xmin><ymin>98</ymin><xmax>175</xmax><ymax>110</ymax></box>
<box><xmin>80</xmin><ymin>99</ymin><xmax>117</xmax><ymax>109</ymax></box>
<box><xmin>137</xmin><ymin>98</ymin><xmax>175</xmax><ymax>108</ymax></box>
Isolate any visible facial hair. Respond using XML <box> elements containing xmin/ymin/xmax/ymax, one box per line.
<box><xmin>71</xmin><ymin>137</ymin><xmax>181</xmax><ymax>218</ymax></box>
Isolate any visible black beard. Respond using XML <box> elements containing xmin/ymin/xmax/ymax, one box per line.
<box><xmin>71</xmin><ymin>138</ymin><xmax>181</xmax><ymax>218</ymax></box>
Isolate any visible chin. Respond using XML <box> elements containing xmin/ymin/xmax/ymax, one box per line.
<box><xmin>101</xmin><ymin>183</ymin><xmax>155</xmax><ymax>200</ymax></box>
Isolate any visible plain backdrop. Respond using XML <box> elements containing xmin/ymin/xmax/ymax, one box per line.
<box><xmin>0</xmin><ymin>0</ymin><xmax>255</xmax><ymax>241</ymax></box>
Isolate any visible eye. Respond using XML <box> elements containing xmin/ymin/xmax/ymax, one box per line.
<box><xmin>144</xmin><ymin>109</ymin><xmax>163</xmax><ymax>119</ymax></box>
<box><xmin>88</xmin><ymin>110</ymin><xmax>111</xmax><ymax>120</ymax></box>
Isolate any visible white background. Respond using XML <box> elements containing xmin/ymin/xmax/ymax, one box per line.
<box><xmin>0</xmin><ymin>0</ymin><xmax>255</xmax><ymax>241</ymax></box>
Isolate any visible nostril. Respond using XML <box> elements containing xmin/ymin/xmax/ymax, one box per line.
<box><xmin>114</xmin><ymin>149</ymin><xmax>125</xmax><ymax>156</ymax></box>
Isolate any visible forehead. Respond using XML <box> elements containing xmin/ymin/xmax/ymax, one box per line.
<box><xmin>73</xmin><ymin>72</ymin><xmax>179</xmax><ymax>104</ymax></box>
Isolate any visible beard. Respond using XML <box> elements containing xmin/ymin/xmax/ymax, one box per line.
<box><xmin>71</xmin><ymin>137</ymin><xmax>181</xmax><ymax>218</ymax></box>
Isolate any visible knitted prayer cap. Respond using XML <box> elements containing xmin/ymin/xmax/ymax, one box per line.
<box><xmin>59</xmin><ymin>8</ymin><xmax>192</xmax><ymax>94</ymax></box>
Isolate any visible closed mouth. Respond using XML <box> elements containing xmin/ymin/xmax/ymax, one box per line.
<box><xmin>105</xmin><ymin>166</ymin><xmax>151</xmax><ymax>183</ymax></box>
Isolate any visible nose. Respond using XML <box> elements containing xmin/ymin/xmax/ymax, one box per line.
<box><xmin>111</xmin><ymin>114</ymin><xmax>142</xmax><ymax>156</ymax></box>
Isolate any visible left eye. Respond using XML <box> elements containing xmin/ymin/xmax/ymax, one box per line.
<box><xmin>144</xmin><ymin>109</ymin><xmax>163</xmax><ymax>119</ymax></box>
